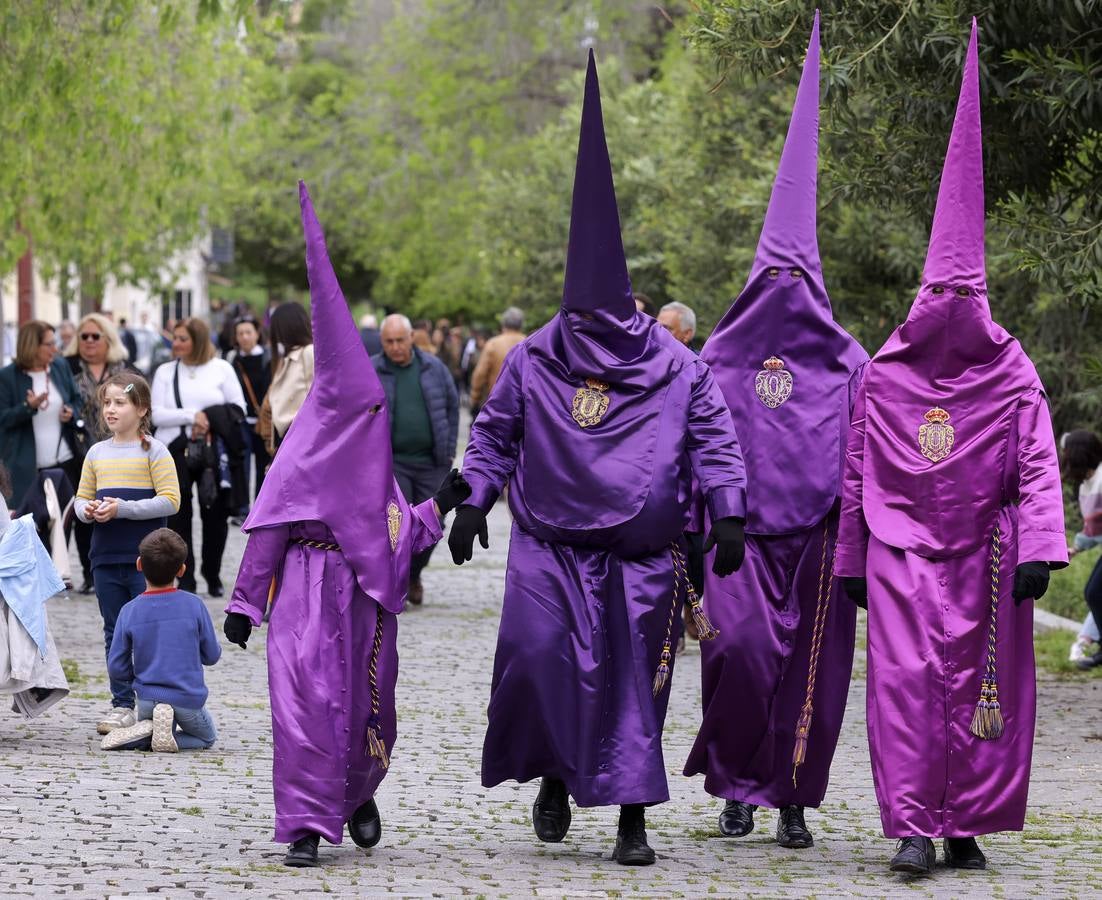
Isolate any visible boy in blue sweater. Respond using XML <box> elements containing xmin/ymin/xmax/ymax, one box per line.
<box><xmin>101</xmin><ymin>528</ymin><xmax>221</xmax><ymax>752</ymax></box>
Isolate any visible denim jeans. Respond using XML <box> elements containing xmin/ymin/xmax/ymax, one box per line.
<box><xmin>94</xmin><ymin>563</ymin><xmax>146</xmax><ymax>708</ymax></box>
<box><xmin>138</xmin><ymin>699</ymin><xmax>218</xmax><ymax>750</ymax></box>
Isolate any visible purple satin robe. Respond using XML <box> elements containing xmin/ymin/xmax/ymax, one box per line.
<box><xmin>836</xmin><ymin>387</ymin><xmax>1067</xmax><ymax>837</ymax></box>
<box><xmin>466</xmin><ymin>343</ymin><xmax>746</xmax><ymax>807</ymax></box>
<box><xmin>685</xmin><ymin>371</ymin><xmax>864</xmax><ymax>809</ymax></box>
<box><xmin>227</xmin><ymin>505</ymin><xmax>441</xmax><ymax>845</ymax></box>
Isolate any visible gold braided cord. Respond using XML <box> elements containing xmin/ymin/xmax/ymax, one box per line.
<box><xmin>366</xmin><ymin>602</ymin><xmax>391</xmax><ymax>768</ymax></box>
<box><xmin>791</xmin><ymin>522</ymin><xmax>834</xmax><ymax>787</ymax></box>
<box><xmin>290</xmin><ymin>537</ymin><xmax>341</xmax><ymax>552</ymax></box>
<box><xmin>653</xmin><ymin>543</ymin><xmax>720</xmax><ymax>697</ymax></box>
<box><xmin>970</xmin><ymin>526</ymin><xmax>1005</xmax><ymax>740</ymax></box>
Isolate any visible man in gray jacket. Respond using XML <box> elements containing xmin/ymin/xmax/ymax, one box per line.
<box><xmin>373</xmin><ymin>314</ymin><xmax>459</xmax><ymax>605</ymax></box>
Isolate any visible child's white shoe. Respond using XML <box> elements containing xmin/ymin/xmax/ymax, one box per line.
<box><xmin>100</xmin><ymin>719</ymin><xmax>153</xmax><ymax>750</ymax></box>
<box><xmin>97</xmin><ymin>707</ymin><xmax>136</xmax><ymax>735</ymax></box>
<box><xmin>151</xmin><ymin>703</ymin><xmax>179</xmax><ymax>753</ymax></box>
<box><xmin>1069</xmin><ymin>637</ymin><xmax>1095</xmax><ymax>663</ymax></box>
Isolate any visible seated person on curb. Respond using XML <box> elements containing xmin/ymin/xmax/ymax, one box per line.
<box><xmin>101</xmin><ymin>528</ymin><xmax>221</xmax><ymax>752</ymax></box>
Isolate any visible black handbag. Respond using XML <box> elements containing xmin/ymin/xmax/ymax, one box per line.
<box><xmin>170</xmin><ymin>361</ymin><xmax>210</xmax><ymax>476</ymax></box>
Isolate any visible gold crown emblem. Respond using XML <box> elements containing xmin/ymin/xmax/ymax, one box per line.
<box><xmin>762</xmin><ymin>356</ymin><xmax>785</xmax><ymax>371</ymax></box>
<box><xmin>923</xmin><ymin>407</ymin><xmax>950</xmax><ymax>424</ymax></box>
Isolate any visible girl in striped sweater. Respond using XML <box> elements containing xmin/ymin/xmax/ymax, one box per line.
<box><xmin>74</xmin><ymin>372</ymin><xmax>181</xmax><ymax>735</ymax></box>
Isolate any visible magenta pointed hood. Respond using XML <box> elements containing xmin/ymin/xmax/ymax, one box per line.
<box><xmin>860</xmin><ymin>21</ymin><xmax>1045</xmax><ymax>558</ymax></box>
<box><xmin>242</xmin><ymin>182</ymin><xmax>415</xmax><ymax>612</ymax></box>
<box><xmin>702</xmin><ymin>12</ymin><xmax>868</xmax><ymax>535</ymax></box>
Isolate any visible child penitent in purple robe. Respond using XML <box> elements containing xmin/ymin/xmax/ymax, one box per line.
<box><xmin>835</xmin><ymin>20</ymin><xmax>1067</xmax><ymax>876</ymax></box>
<box><xmin>223</xmin><ymin>183</ymin><xmax>469</xmax><ymax>868</ymax></box>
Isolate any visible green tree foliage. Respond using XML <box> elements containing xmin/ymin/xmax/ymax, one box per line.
<box><xmin>1</xmin><ymin>1</ymin><xmax>248</xmax><ymax>297</ymax></box>
<box><xmin>687</xmin><ymin>0</ymin><xmax>1102</xmax><ymax>429</ymax></box>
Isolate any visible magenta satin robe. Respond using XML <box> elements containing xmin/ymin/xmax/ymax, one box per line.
<box><xmin>465</xmin><ymin>343</ymin><xmax>746</xmax><ymax>808</ymax></box>
<box><xmin>227</xmin><ymin>506</ymin><xmax>441</xmax><ymax>845</ymax></box>
<box><xmin>835</xmin><ymin>387</ymin><xmax>1067</xmax><ymax>838</ymax></box>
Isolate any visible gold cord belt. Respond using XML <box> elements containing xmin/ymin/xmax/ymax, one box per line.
<box><xmin>290</xmin><ymin>537</ymin><xmax>341</xmax><ymax>552</ymax></box>
<box><xmin>792</xmin><ymin>522</ymin><xmax>834</xmax><ymax>787</ymax></box>
<box><xmin>652</xmin><ymin>543</ymin><xmax>718</xmax><ymax>697</ymax></box>
<box><xmin>969</xmin><ymin>526</ymin><xmax>1005</xmax><ymax>740</ymax></box>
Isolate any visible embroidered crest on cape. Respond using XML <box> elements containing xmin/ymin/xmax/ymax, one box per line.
<box><xmin>918</xmin><ymin>406</ymin><xmax>955</xmax><ymax>463</ymax></box>
<box><xmin>571</xmin><ymin>378</ymin><xmax>610</xmax><ymax>428</ymax></box>
<box><xmin>754</xmin><ymin>357</ymin><xmax>793</xmax><ymax>408</ymax></box>
<box><xmin>386</xmin><ymin>501</ymin><xmax>402</xmax><ymax>551</ymax></box>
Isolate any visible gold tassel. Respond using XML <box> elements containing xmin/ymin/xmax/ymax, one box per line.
<box><xmin>652</xmin><ymin>641</ymin><xmax>672</xmax><ymax>697</ymax></box>
<box><xmin>367</xmin><ymin>722</ymin><xmax>390</xmax><ymax>770</ymax></box>
<box><xmin>688</xmin><ymin>590</ymin><xmax>719</xmax><ymax>641</ymax></box>
<box><xmin>791</xmin><ymin>704</ymin><xmax>812</xmax><ymax>775</ymax></box>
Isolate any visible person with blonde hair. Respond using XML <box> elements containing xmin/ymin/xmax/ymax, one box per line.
<box><xmin>64</xmin><ymin>312</ymin><xmax>140</xmax><ymax>593</ymax></box>
<box><xmin>151</xmin><ymin>318</ymin><xmax>245</xmax><ymax>597</ymax></box>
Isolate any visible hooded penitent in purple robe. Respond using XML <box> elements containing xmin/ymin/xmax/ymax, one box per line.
<box><xmin>462</xmin><ymin>52</ymin><xmax>746</xmax><ymax>808</ymax></box>
<box><xmin>226</xmin><ymin>183</ymin><xmax>442</xmax><ymax>845</ymax></box>
<box><xmin>684</xmin><ymin>12</ymin><xmax>868</xmax><ymax>811</ymax></box>
<box><xmin>834</xmin><ymin>21</ymin><xmax>1067</xmax><ymax>839</ymax></box>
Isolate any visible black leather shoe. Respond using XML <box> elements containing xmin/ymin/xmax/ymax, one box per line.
<box><xmin>943</xmin><ymin>837</ymin><xmax>987</xmax><ymax>870</ymax></box>
<box><xmin>80</xmin><ymin>579</ymin><xmax>95</xmax><ymax>596</ymax></box>
<box><xmin>348</xmin><ymin>798</ymin><xmax>382</xmax><ymax>849</ymax></box>
<box><xmin>890</xmin><ymin>836</ymin><xmax>936</xmax><ymax>874</ymax></box>
<box><xmin>613</xmin><ymin>806</ymin><xmax>656</xmax><ymax>866</ymax></box>
<box><xmin>718</xmin><ymin>800</ymin><xmax>756</xmax><ymax>837</ymax></box>
<box><xmin>532</xmin><ymin>777</ymin><xmax>571</xmax><ymax>842</ymax></box>
<box><xmin>207</xmin><ymin>582</ymin><xmax>224</xmax><ymax>598</ymax></box>
<box><xmin>284</xmin><ymin>834</ymin><xmax>320</xmax><ymax>868</ymax></box>
<box><xmin>776</xmin><ymin>805</ymin><xmax>814</xmax><ymax>848</ymax></box>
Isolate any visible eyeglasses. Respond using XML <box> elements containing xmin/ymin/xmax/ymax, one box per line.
<box><xmin>80</xmin><ymin>333</ymin><xmax>103</xmax><ymax>342</ymax></box>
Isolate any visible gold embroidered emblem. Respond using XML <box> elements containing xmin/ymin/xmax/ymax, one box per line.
<box><xmin>571</xmin><ymin>378</ymin><xmax>610</xmax><ymax>428</ymax></box>
<box><xmin>918</xmin><ymin>406</ymin><xmax>955</xmax><ymax>463</ymax></box>
<box><xmin>754</xmin><ymin>356</ymin><xmax>793</xmax><ymax>408</ymax></box>
<box><xmin>386</xmin><ymin>501</ymin><xmax>402</xmax><ymax>551</ymax></box>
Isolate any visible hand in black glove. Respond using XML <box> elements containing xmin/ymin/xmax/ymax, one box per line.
<box><xmin>434</xmin><ymin>468</ymin><xmax>472</xmax><ymax>516</ymax></box>
<box><xmin>1012</xmin><ymin>561</ymin><xmax>1050</xmax><ymax>606</ymax></box>
<box><xmin>841</xmin><ymin>576</ymin><xmax>868</xmax><ymax>610</ymax></box>
<box><xmin>448</xmin><ymin>504</ymin><xmax>489</xmax><ymax>565</ymax></box>
<box><xmin>704</xmin><ymin>516</ymin><xmax>745</xmax><ymax>577</ymax></box>
<box><xmin>224</xmin><ymin>612</ymin><xmax>252</xmax><ymax>649</ymax></box>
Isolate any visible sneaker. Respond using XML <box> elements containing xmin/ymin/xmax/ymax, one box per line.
<box><xmin>1069</xmin><ymin>637</ymin><xmax>1095</xmax><ymax>663</ymax></box>
<box><xmin>96</xmin><ymin>707</ymin><xmax>136</xmax><ymax>735</ymax></box>
<box><xmin>1076</xmin><ymin>649</ymin><xmax>1102</xmax><ymax>670</ymax></box>
<box><xmin>151</xmin><ymin>704</ymin><xmax>179</xmax><ymax>752</ymax></box>
<box><xmin>100</xmin><ymin>719</ymin><xmax>153</xmax><ymax>751</ymax></box>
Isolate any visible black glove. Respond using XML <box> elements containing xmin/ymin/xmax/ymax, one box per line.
<box><xmin>448</xmin><ymin>504</ymin><xmax>489</xmax><ymax>565</ymax></box>
<box><xmin>841</xmin><ymin>576</ymin><xmax>868</xmax><ymax>610</ymax></box>
<box><xmin>434</xmin><ymin>468</ymin><xmax>472</xmax><ymax>516</ymax></box>
<box><xmin>223</xmin><ymin>612</ymin><xmax>252</xmax><ymax>650</ymax></box>
<box><xmin>1012</xmin><ymin>561</ymin><xmax>1050</xmax><ymax>606</ymax></box>
<box><xmin>703</xmin><ymin>516</ymin><xmax>745</xmax><ymax>577</ymax></box>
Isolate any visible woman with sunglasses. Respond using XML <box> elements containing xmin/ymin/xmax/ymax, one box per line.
<box><xmin>64</xmin><ymin>313</ymin><xmax>141</xmax><ymax>593</ymax></box>
<box><xmin>0</xmin><ymin>320</ymin><xmax>83</xmax><ymax>509</ymax></box>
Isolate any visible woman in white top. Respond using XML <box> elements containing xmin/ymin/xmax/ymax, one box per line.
<box><xmin>151</xmin><ymin>318</ymin><xmax>245</xmax><ymax>597</ymax></box>
<box><xmin>0</xmin><ymin>321</ymin><xmax>84</xmax><ymax>509</ymax></box>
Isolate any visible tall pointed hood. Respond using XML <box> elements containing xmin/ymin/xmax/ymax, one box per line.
<box><xmin>922</xmin><ymin>18</ymin><xmax>985</xmax><ymax>292</ymax></box>
<box><xmin>859</xmin><ymin>20</ymin><xmax>1045</xmax><ymax>559</ymax></box>
<box><xmin>561</xmin><ymin>49</ymin><xmax>634</xmax><ymax>321</ymax></box>
<box><xmin>242</xmin><ymin>182</ymin><xmax>414</xmax><ymax>613</ymax></box>
<box><xmin>520</xmin><ymin>49</ymin><xmax>693</xmax><ymax>534</ymax></box>
<box><xmin>752</xmin><ymin>9</ymin><xmax>822</xmax><ymax>279</ymax></box>
<box><xmin>701</xmin><ymin>11</ymin><xmax>868</xmax><ymax>536</ymax></box>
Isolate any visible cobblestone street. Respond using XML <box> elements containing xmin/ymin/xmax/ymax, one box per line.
<box><xmin>1</xmin><ymin>502</ymin><xmax>1100</xmax><ymax>898</ymax></box>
